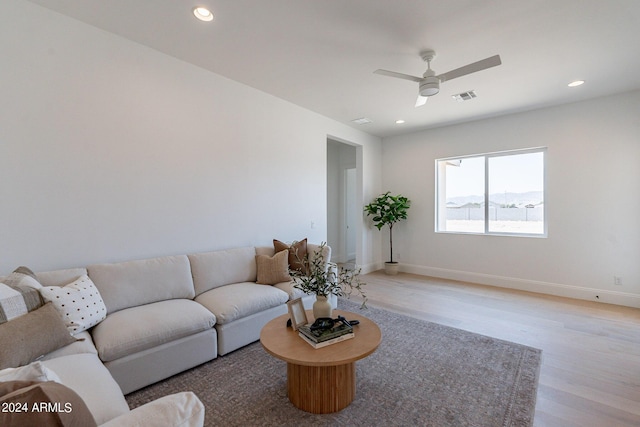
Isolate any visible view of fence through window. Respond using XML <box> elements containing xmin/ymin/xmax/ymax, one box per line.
<box><xmin>436</xmin><ymin>148</ymin><xmax>546</xmax><ymax>235</ymax></box>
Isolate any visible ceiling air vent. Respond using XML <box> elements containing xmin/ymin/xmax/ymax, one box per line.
<box><xmin>452</xmin><ymin>90</ymin><xmax>477</xmax><ymax>102</ymax></box>
<box><xmin>351</xmin><ymin>117</ymin><xmax>372</xmax><ymax>125</ymax></box>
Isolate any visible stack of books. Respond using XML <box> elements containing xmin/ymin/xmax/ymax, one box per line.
<box><xmin>298</xmin><ymin>322</ymin><xmax>354</xmax><ymax>349</ymax></box>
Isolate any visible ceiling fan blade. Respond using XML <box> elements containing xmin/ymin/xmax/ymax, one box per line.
<box><xmin>415</xmin><ymin>95</ymin><xmax>427</xmax><ymax>107</ymax></box>
<box><xmin>437</xmin><ymin>55</ymin><xmax>501</xmax><ymax>82</ymax></box>
<box><xmin>374</xmin><ymin>69</ymin><xmax>422</xmax><ymax>83</ymax></box>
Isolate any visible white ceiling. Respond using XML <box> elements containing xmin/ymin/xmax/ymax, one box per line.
<box><xmin>26</xmin><ymin>0</ymin><xmax>640</xmax><ymax>138</ymax></box>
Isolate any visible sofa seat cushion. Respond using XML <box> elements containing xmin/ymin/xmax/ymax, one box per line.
<box><xmin>41</xmin><ymin>330</ymin><xmax>98</xmax><ymax>361</ymax></box>
<box><xmin>41</xmin><ymin>353</ymin><xmax>130</xmax><ymax>425</ymax></box>
<box><xmin>91</xmin><ymin>299</ymin><xmax>216</xmax><ymax>362</ymax></box>
<box><xmin>195</xmin><ymin>282</ymin><xmax>288</xmax><ymax>325</ymax></box>
<box><xmin>273</xmin><ymin>280</ymin><xmax>307</xmax><ymax>300</ymax></box>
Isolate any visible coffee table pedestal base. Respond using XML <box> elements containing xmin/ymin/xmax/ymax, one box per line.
<box><xmin>287</xmin><ymin>362</ymin><xmax>355</xmax><ymax>413</ymax></box>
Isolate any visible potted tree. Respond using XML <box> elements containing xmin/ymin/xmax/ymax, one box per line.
<box><xmin>364</xmin><ymin>192</ymin><xmax>411</xmax><ymax>275</ymax></box>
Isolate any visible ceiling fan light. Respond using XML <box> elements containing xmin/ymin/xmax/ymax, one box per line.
<box><xmin>419</xmin><ymin>77</ymin><xmax>440</xmax><ymax>97</ymax></box>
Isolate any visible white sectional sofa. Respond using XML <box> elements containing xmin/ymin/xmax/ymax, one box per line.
<box><xmin>0</xmin><ymin>242</ymin><xmax>334</xmax><ymax>426</ymax></box>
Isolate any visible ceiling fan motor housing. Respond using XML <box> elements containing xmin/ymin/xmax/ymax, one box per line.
<box><xmin>419</xmin><ymin>76</ymin><xmax>440</xmax><ymax>97</ymax></box>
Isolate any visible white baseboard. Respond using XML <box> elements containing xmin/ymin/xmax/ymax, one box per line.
<box><xmin>360</xmin><ymin>262</ymin><xmax>384</xmax><ymax>275</ymax></box>
<box><xmin>334</xmin><ymin>251</ymin><xmax>356</xmax><ymax>264</ymax></box>
<box><xmin>398</xmin><ymin>263</ymin><xmax>640</xmax><ymax>309</ymax></box>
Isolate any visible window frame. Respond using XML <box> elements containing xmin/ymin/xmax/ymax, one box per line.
<box><xmin>435</xmin><ymin>147</ymin><xmax>547</xmax><ymax>237</ymax></box>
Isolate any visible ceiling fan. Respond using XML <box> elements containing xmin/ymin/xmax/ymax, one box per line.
<box><xmin>374</xmin><ymin>50</ymin><xmax>502</xmax><ymax>107</ymax></box>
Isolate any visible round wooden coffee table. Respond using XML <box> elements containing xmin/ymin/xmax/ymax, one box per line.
<box><xmin>260</xmin><ymin>309</ymin><xmax>381</xmax><ymax>414</ymax></box>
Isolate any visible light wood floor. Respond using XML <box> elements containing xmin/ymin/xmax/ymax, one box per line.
<box><xmin>347</xmin><ymin>271</ymin><xmax>640</xmax><ymax>427</ymax></box>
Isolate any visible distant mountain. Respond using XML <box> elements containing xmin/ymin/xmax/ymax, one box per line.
<box><xmin>447</xmin><ymin>191</ymin><xmax>543</xmax><ymax>207</ymax></box>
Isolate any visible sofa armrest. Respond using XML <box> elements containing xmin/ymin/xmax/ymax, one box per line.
<box><xmin>99</xmin><ymin>392</ymin><xmax>204</xmax><ymax>427</ymax></box>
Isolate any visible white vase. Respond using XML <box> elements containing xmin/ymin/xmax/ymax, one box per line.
<box><xmin>313</xmin><ymin>295</ymin><xmax>333</xmax><ymax>318</ymax></box>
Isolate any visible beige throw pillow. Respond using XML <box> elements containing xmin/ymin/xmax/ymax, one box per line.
<box><xmin>0</xmin><ymin>303</ymin><xmax>77</xmax><ymax>369</ymax></box>
<box><xmin>256</xmin><ymin>250</ymin><xmax>292</xmax><ymax>285</ymax></box>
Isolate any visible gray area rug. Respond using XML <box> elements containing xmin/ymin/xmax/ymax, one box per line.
<box><xmin>126</xmin><ymin>299</ymin><xmax>541</xmax><ymax>426</ymax></box>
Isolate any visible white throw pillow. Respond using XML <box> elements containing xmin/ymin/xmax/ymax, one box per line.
<box><xmin>100</xmin><ymin>392</ymin><xmax>205</xmax><ymax>427</ymax></box>
<box><xmin>0</xmin><ymin>361</ymin><xmax>62</xmax><ymax>383</ymax></box>
<box><xmin>39</xmin><ymin>275</ymin><xmax>107</xmax><ymax>335</ymax></box>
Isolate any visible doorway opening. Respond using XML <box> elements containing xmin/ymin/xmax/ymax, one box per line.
<box><xmin>327</xmin><ymin>138</ymin><xmax>361</xmax><ymax>268</ymax></box>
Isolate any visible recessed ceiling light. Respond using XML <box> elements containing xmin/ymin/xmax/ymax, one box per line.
<box><xmin>395</xmin><ymin>119</ymin><xmax>405</xmax><ymax>124</ymax></box>
<box><xmin>568</xmin><ymin>80</ymin><xmax>585</xmax><ymax>87</ymax></box>
<box><xmin>193</xmin><ymin>6</ymin><xmax>214</xmax><ymax>22</ymax></box>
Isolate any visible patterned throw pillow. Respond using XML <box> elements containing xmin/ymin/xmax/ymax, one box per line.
<box><xmin>0</xmin><ymin>267</ymin><xmax>44</xmax><ymax>324</ymax></box>
<box><xmin>39</xmin><ymin>275</ymin><xmax>107</xmax><ymax>335</ymax></box>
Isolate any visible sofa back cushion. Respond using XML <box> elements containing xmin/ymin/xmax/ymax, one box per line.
<box><xmin>307</xmin><ymin>243</ymin><xmax>332</xmax><ymax>272</ymax></box>
<box><xmin>88</xmin><ymin>255</ymin><xmax>194</xmax><ymax>314</ymax></box>
<box><xmin>35</xmin><ymin>268</ymin><xmax>88</xmax><ymax>287</ymax></box>
<box><xmin>188</xmin><ymin>247</ymin><xmax>257</xmax><ymax>296</ymax></box>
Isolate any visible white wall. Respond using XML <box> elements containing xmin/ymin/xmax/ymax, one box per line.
<box><xmin>0</xmin><ymin>0</ymin><xmax>382</xmax><ymax>274</ymax></box>
<box><xmin>382</xmin><ymin>91</ymin><xmax>640</xmax><ymax>307</ymax></box>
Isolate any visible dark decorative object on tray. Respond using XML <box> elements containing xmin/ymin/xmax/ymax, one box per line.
<box><xmin>298</xmin><ymin>316</ymin><xmax>355</xmax><ymax>349</ymax></box>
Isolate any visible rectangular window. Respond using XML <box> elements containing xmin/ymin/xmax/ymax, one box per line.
<box><xmin>436</xmin><ymin>148</ymin><xmax>546</xmax><ymax>236</ymax></box>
